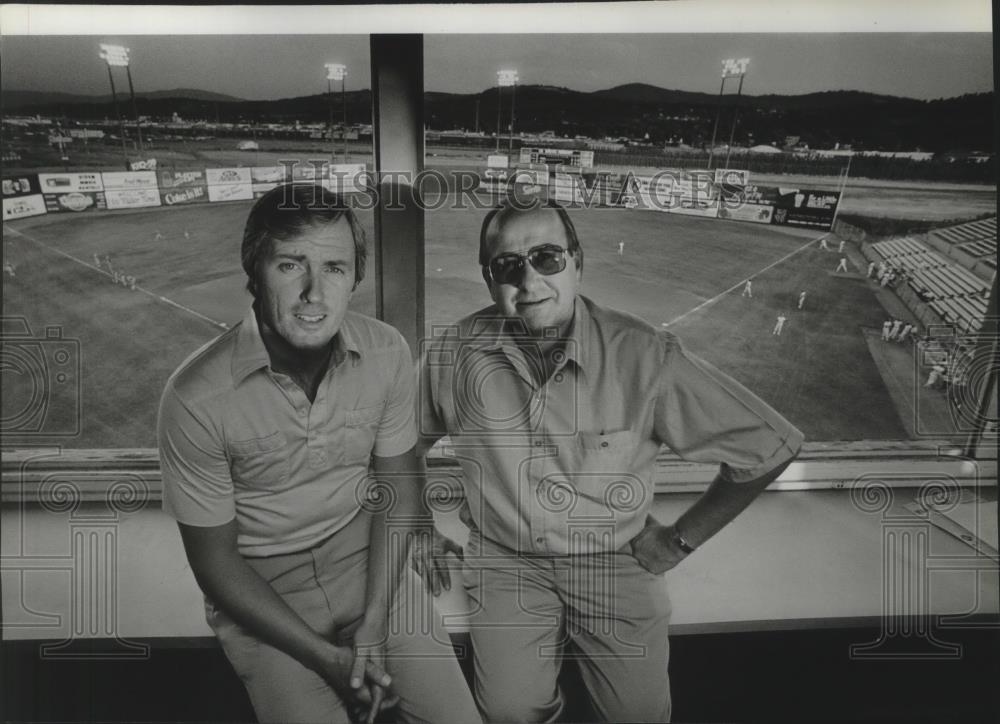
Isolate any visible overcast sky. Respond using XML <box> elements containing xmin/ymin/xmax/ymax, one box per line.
<box><xmin>0</xmin><ymin>0</ymin><xmax>993</xmax><ymax>100</ymax></box>
<box><xmin>2</xmin><ymin>32</ymin><xmax>993</xmax><ymax>101</ymax></box>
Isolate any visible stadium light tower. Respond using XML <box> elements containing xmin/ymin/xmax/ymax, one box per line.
<box><xmin>325</xmin><ymin>63</ymin><xmax>348</xmax><ymax>163</ymax></box>
<box><xmin>100</xmin><ymin>44</ymin><xmax>143</xmax><ymax>154</ymax></box>
<box><xmin>707</xmin><ymin>57</ymin><xmax>749</xmax><ymax>171</ymax></box>
<box><xmin>497</xmin><ymin>69</ymin><xmax>518</xmax><ymax>156</ymax></box>
<box><xmin>99</xmin><ymin>43</ymin><xmax>131</xmax><ymax>166</ymax></box>
<box><xmin>723</xmin><ymin>58</ymin><xmax>750</xmax><ymax>171</ymax></box>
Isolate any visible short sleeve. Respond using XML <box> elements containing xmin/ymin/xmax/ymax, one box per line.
<box><xmin>373</xmin><ymin>335</ymin><xmax>418</xmax><ymax>458</ymax></box>
<box><xmin>415</xmin><ymin>341</ymin><xmax>448</xmax><ymax>457</ymax></box>
<box><xmin>653</xmin><ymin>336</ymin><xmax>804</xmax><ymax>482</ymax></box>
<box><xmin>157</xmin><ymin>385</ymin><xmax>236</xmax><ymax>526</ymax></box>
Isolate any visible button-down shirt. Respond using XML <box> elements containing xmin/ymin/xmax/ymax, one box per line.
<box><xmin>159</xmin><ymin>307</ymin><xmax>416</xmax><ymax>557</ymax></box>
<box><xmin>419</xmin><ymin>295</ymin><xmax>804</xmax><ymax>555</ymax></box>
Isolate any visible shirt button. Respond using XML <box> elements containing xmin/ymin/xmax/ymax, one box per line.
<box><xmin>534</xmin><ymin>440</ymin><xmax>543</xmax><ymax>447</ymax></box>
<box><xmin>601</xmin><ymin>441</ymin><xmax>609</xmax><ymax>448</ymax></box>
<box><xmin>299</xmin><ymin>409</ymin><xmax>307</xmax><ymax>417</ymax></box>
<box><xmin>535</xmin><ymin>537</ymin><xmax>544</xmax><ymax>544</ymax></box>
<box><xmin>554</xmin><ymin>373</ymin><xmax>564</xmax><ymax>383</ymax></box>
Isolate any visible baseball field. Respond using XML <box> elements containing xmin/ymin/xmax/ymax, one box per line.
<box><xmin>2</xmin><ymin>164</ymin><xmax>988</xmax><ymax>448</ymax></box>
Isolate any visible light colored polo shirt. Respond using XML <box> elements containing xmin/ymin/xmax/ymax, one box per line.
<box><xmin>159</xmin><ymin>308</ymin><xmax>417</xmax><ymax>557</ymax></box>
<box><xmin>419</xmin><ymin>295</ymin><xmax>804</xmax><ymax>555</ymax></box>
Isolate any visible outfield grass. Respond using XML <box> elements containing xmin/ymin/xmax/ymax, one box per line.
<box><xmin>5</xmin><ymin>197</ymin><xmax>914</xmax><ymax>447</ymax></box>
<box><xmin>426</xmin><ymin>207</ymin><xmax>908</xmax><ymax>442</ymax></box>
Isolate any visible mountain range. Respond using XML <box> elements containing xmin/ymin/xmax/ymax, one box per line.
<box><xmin>2</xmin><ymin>84</ymin><xmax>993</xmax><ymax>152</ymax></box>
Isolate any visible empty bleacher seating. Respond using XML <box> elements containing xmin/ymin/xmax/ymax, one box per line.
<box><xmin>871</xmin><ymin>222</ymin><xmax>994</xmax><ymax>336</ymax></box>
<box><xmin>929</xmin><ymin>217</ymin><xmax>996</xmax><ymax>247</ymax></box>
<box><xmin>958</xmin><ymin>237</ymin><xmax>997</xmax><ymax>259</ymax></box>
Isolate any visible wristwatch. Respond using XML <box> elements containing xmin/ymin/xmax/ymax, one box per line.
<box><xmin>671</xmin><ymin>527</ymin><xmax>696</xmax><ymax>554</ymax></box>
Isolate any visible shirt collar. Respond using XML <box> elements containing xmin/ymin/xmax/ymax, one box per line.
<box><xmin>231</xmin><ymin>306</ymin><xmax>361</xmax><ymax>385</ymax></box>
<box><xmin>476</xmin><ymin>295</ymin><xmax>592</xmax><ymax>372</ymax></box>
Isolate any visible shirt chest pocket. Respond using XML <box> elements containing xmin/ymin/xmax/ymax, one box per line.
<box><xmin>555</xmin><ymin>430</ymin><xmax>645</xmax><ymax>515</ymax></box>
<box><xmin>228</xmin><ymin>431</ymin><xmax>290</xmax><ymax>488</ymax></box>
<box><xmin>343</xmin><ymin>405</ymin><xmax>383</xmax><ymax>465</ymax></box>
<box><xmin>576</xmin><ymin>430</ymin><xmax>637</xmax><ymax>475</ymax></box>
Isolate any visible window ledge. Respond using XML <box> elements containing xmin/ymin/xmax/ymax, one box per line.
<box><xmin>2</xmin><ymin>439</ymin><xmax>994</xmax><ymax>505</ymax></box>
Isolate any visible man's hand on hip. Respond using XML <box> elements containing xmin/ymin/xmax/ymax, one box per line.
<box><xmin>629</xmin><ymin>515</ymin><xmax>690</xmax><ymax>574</ymax></box>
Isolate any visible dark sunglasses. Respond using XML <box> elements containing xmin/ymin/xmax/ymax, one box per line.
<box><xmin>486</xmin><ymin>244</ymin><xmax>569</xmax><ymax>286</ymax></box>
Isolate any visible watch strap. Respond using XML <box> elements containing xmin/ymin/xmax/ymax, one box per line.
<box><xmin>672</xmin><ymin>527</ymin><xmax>696</xmax><ymax>554</ymax></box>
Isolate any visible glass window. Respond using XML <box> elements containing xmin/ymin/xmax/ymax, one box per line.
<box><xmin>1</xmin><ymin>35</ymin><xmax>374</xmax><ymax>448</ymax></box>
<box><xmin>423</xmin><ymin>33</ymin><xmax>996</xmax><ymax>450</ymax></box>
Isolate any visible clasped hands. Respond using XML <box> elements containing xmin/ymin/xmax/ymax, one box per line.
<box><xmin>320</xmin><ymin>529</ymin><xmax>465</xmax><ymax>723</ymax></box>
<box><xmin>319</xmin><ymin>617</ymin><xmax>396</xmax><ymax>724</ymax></box>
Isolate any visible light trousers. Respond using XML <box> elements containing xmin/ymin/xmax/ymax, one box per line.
<box><xmin>462</xmin><ymin>531</ymin><xmax>672</xmax><ymax>723</ymax></box>
<box><xmin>207</xmin><ymin>511</ymin><xmax>480</xmax><ymax>724</ymax></box>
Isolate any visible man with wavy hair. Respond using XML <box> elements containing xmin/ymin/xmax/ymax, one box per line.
<box><xmin>159</xmin><ymin>184</ymin><xmax>478</xmax><ymax>724</ymax></box>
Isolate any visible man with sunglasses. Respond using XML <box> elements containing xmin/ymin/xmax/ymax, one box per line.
<box><xmin>417</xmin><ymin>199</ymin><xmax>803</xmax><ymax>722</ymax></box>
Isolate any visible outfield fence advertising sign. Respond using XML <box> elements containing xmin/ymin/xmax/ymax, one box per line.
<box><xmin>129</xmin><ymin>158</ymin><xmax>157</xmax><ymax>171</ymax></box>
<box><xmin>511</xmin><ymin>168</ymin><xmax>544</xmax><ymax>186</ymax></box>
<box><xmin>43</xmin><ymin>191</ymin><xmax>107</xmax><ymax>213</ymax></box>
<box><xmin>487</xmin><ymin>154</ymin><xmax>510</xmax><ymax>169</ymax></box>
<box><xmin>69</xmin><ymin>129</ymin><xmax>105</xmax><ymax>140</ymax></box>
<box><xmin>551</xmin><ymin>172</ymin><xmax>581</xmax><ymax>203</ymax></box>
<box><xmin>324</xmin><ymin>164</ymin><xmax>367</xmax><ymax>194</ymax></box>
<box><xmin>289</xmin><ymin>163</ymin><xmax>330</xmax><ymax>183</ymax></box>
<box><xmin>480</xmin><ymin>167</ymin><xmax>509</xmax><ymax>192</ymax></box>
<box><xmin>3</xmin><ymin>174</ymin><xmax>45</xmax><ymax>221</ymax></box>
<box><xmin>3</xmin><ymin>194</ymin><xmax>47</xmax><ymax>220</ymax></box>
<box><xmin>2</xmin><ymin>175</ymin><xmax>46</xmax><ymax>220</ymax></box>
<box><xmin>669</xmin><ymin>201</ymin><xmax>720</xmax><ymax>219</ymax></box>
<box><xmin>159</xmin><ymin>169</ymin><xmax>207</xmax><ymax>188</ymax></box>
<box><xmin>718</xmin><ymin>203</ymin><xmax>775</xmax><ymax>224</ymax></box>
<box><xmin>579</xmin><ymin>172</ymin><xmax>626</xmax><ymax>207</ymax></box>
<box><xmin>722</xmin><ymin>184</ymin><xmax>782</xmax><ymax>207</ymax></box>
<box><xmin>38</xmin><ymin>172</ymin><xmax>104</xmax><ymax>193</ymax></box>
<box><xmin>3</xmin><ymin>175</ymin><xmax>41</xmax><ymax>198</ymax></box>
<box><xmin>158</xmin><ymin>169</ymin><xmax>209</xmax><ymax>206</ymax></box>
<box><xmin>252</xmin><ymin>165</ymin><xmax>288</xmax><ymax>196</ymax></box>
<box><xmin>717</xmin><ymin>183</ymin><xmax>777</xmax><ymax>224</ymax></box>
<box><xmin>105</xmin><ymin>188</ymin><xmax>162</xmax><ymax>210</ymax></box>
<box><xmin>771</xmin><ymin>189</ymin><xmax>841</xmax><ymax>229</ymax></box>
<box><xmin>161</xmin><ymin>185</ymin><xmax>209</xmax><ymax>206</ymax></box>
<box><xmin>628</xmin><ymin>171</ymin><xmax>717</xmax><ymax>215</ymax></box>
<box><xmin>519</xmin><ymin>162</ymin><xmax>549</xmax><ymax>183</ymax></box>
<box><xmin>206</xmin><ymin>168</ymin><xmax>252</xmax><ymax>186</ymax></box>
<box><xmin>519</xmin><ymin>147</ymin><xmax>594</xmax><ymax>168</ymax></box>
<box><xmin>101</xmin><ymin>171</ymin><xmax>158</xmax><ymax>190</ymax></box>
<box><xmin>669</xmin><ymin>170</ymin><xmax>718</xmax><ymax>208</ymax></box>
<box><xmin>208</xmin><ymin>182</ymin><xmax>254</xmax><ymax>203</ymax></box>
<box><xmin>251</xmin><ymin>166</ymin><xmax>289</xmax><ymax>183</ymax></box>
<box><xmin>714</xmin><ymin>168</ymin><xmax>750</xmax><ymax>186</ymax></box>
<box><xmin>548</xmin><ymin>171</ymin><xmax>648</xmax><ymax>208</ymax></box>
<box><xmin>206</xmin><ymin>167</ymin><xmax>253</xmax><ymax>202</ymax></box>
